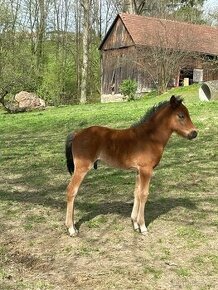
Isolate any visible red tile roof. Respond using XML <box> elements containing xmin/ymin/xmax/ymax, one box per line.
<box><xmin>101</xmin><ymin>13</ymin><xmax>218</xmax><ymax>56</ymax></box>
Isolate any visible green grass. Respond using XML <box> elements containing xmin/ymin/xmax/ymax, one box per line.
<box><xmin>174</xmin><ymin>267</ymin><xmax>191</xmax><ymax>277</ymax></box>
<box><xmin>0</xmin><ymin>84</ymin><xmax>217</xmax><ymax>289</ymax></box>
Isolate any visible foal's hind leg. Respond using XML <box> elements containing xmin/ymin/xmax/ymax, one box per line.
<box><xmin>65</xmin><ymin>164</ymin><xmax>90</xmax><ymax>236</ymax></box>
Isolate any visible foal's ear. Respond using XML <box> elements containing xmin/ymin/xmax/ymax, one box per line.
<box><xmin>170</xmin><ymin>95</ymin><xmax>182</xmax><ymax>109</ymax></box>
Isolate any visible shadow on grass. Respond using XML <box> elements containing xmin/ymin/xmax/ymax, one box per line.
<box><xmin>0</xmin><ymin>184</ymin><xmax>197</xmax><ymax>230</ymax></box>
<box><xmin>75</xmin><ymin>197</ymin><xmax>197</xmax><ymax>229</ymax></box>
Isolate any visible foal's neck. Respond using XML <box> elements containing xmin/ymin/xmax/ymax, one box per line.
<box><xmin>136</xmin><ymin>107</ymin><xmax>173</xmax><ymax>148</ymax></box>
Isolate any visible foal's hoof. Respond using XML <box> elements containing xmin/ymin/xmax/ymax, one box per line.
<box><xmin>140</xmin><ymin>225</ymin><xmax>148</xmax><ymax>235</ymax></box>
<box><xmin>68</xmin><ymin>226</ymin><xmax>79</xmax><ymax>237</ymax></box>
<box><xmin>141</xmin><ymin>230</ymin><xmax>148</xmax><ymax>236</ymax></box>
<box><xmin>132</xmin><ymin>220</ymin><xmax>140</xmax><ymax>232</ymax></box>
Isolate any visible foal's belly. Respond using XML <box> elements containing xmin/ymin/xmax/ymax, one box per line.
<box><xmin>98</xmin><ymin>152</ymin><xmax>138</xmax><ymax>170</ymax></box>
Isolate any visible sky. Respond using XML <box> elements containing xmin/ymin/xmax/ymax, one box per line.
<box><xmin>204</xmin><ymin>0</ymin><xmax>218</xmax><ymax>11</ymax></box>
<box><xmin>203</xmin><ymin>0</ymin><xmax>218</xmax><ymax>25</ymax></box>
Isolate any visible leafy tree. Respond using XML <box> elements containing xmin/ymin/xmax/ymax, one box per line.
<box><xmin>121</xmin><ymin>0</ymin><xmax>206</xmax><ymax>23</ymax></box>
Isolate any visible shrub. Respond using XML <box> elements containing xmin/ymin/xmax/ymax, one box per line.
<box><xmin>119</xmin><ymin>79</ymin><xmax>137</xmax><ymax>101</ymax></box>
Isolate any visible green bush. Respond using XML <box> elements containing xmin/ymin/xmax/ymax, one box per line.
<box><xmin>119</xmin><ymin>79</ymin><xmax>137</xmax><ymax>101</ymax></box>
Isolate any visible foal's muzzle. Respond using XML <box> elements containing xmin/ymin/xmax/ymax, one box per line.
<box><xmin>187</xmin><ymin>130</ymin><xmax>198</xmax><ymax>140</ymax></box>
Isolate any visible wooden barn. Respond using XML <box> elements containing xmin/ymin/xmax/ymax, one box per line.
<box><xmin>99</xmin><ymin>13</ymin><xmax>218</xmax><ymax>102</ymax></box>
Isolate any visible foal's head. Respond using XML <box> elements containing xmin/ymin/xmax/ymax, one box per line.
<box><xmin>168</xmin><ymin>95</ymin><xmax>197</xmax><ymax>140</ymax></box>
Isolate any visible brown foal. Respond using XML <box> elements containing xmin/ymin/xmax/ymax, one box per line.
<box><xmin>65</xmin><ymin>95</ymin><xmax>197</xmax><ymax>236</ymax></box>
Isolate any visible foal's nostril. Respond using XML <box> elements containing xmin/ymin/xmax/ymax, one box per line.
<box><xmin>188</xmin><ymin>130</ymin><xmax>198</xmax><ymax>139</ymax></box>
<box><xmin>192</xmin><ymin>130</ymin><xmax>198</xmax><ymax>138</ymax></box>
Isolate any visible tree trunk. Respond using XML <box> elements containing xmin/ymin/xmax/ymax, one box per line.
<box><xmin>74</xmin><ymin>1</ymin><xmax>82</xmax><ymax>99</ymax></box>
<box><xmin>123</xmin><ymin>0</ymin><xmax>136</xmax><ymax>14</ymax></box>
<box><xmin>80</xmin><ymin>0</ymin><xmax>91</xmax><ymax>104</ymax></box>
<box><xmin>36</xmin><ymin>0</ymin><xmax>46</xmax><ymax>71</ymax></box>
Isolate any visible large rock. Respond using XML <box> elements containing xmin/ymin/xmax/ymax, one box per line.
<box><xmin>15</xmin><ymin>91</ymin><xmax>45</xmax><ymax>109</ymax></box>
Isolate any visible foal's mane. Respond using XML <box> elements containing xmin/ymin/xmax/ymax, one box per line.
<box><xmin>132</xmin><ymin>96</ymin><xmax>183</xmax><ymax>128</ymax></box>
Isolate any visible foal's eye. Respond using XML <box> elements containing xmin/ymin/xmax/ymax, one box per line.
<box><xmin>178</xmin><ymin>112</ymin><xmax>185</xmax><ymax>119</ymax></box>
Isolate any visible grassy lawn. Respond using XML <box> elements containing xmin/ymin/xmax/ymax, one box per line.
<box><xmin>0</xmin><ymin>85</ymin><xmax>217</xmax><ymax>289</ymax></box>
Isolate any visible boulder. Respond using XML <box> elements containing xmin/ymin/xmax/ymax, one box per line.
<box><xmin>15</xmin><ymin>91</ymin><xmax>45</xmax><ymax>109</ymax></box>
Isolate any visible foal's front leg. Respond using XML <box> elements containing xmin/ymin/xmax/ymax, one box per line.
<box><xmin>136</xmin><ymin>168</ymin><xmax>152</xmax><ymax>235</ymax></box>
<box><xmin>131</xmin><ymin>175</ymin><xmax>140</xmax><ymax>231</ymax></box>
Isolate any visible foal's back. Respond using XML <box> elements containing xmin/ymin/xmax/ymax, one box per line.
<box><xmin>73</xmin><ymin>125</ymin><xmax>155</xmax><ymax>170</ymax></box>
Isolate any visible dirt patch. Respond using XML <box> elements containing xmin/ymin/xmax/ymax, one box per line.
<box><xmin>0</xmin><ymin>192</ymin><xmax>217</xmax><ymax>290</ymax></box>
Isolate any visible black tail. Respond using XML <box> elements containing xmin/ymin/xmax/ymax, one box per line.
<box><xmin>65</xmin><ymin>133</ymin><xmax>74</xmax><ymax>175</ymax></box>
